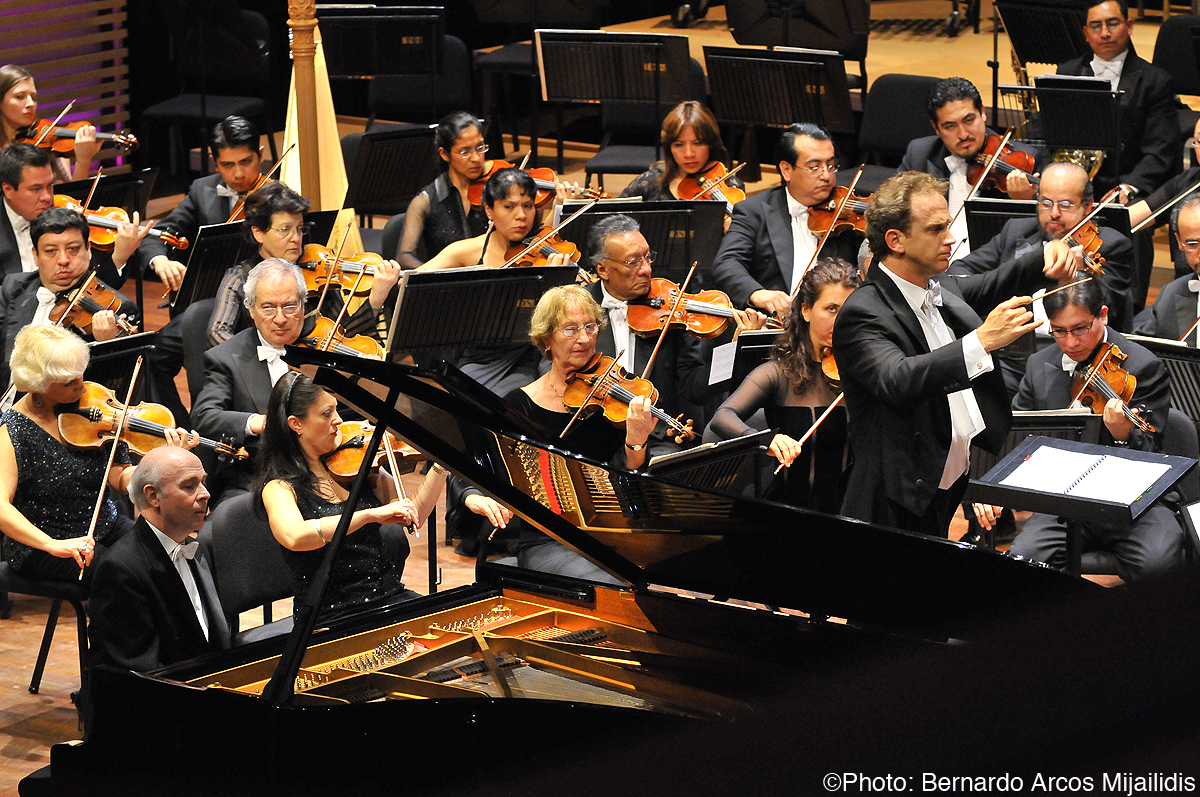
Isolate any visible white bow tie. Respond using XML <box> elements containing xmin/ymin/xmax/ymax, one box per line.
<box><xmin>257</xmin><ymin>344</ymin><xmax>285</xmax><ymax>363</ymax></box>
<box><xmin>215</xmin><ymin>183</ymin><xmax>240</xmax><ymax>200</ymax></box>
<box><xmin>790</xmin><ymin>204</ymin><xmax>809</xmax><ymax>220</ymax></box>
<box><xmin>35</xmin><ymin>286</ymin><xmax>55</xmax><ymax>306</ymax></box>
<box><xmin>1188</xmin><ymin>279</ymin><xmax>1199</xmax><ymax>293</ymax></box>
<box><xmin>600</xmin><ymin>295</ymin><xmax>627</xmax><ymax>312</ymax></box>
<box><xmin>170</xmin><ymin>537</ymin><xmax>199</xmax><ymax>563</ymax></box>
<box><xmin>923</xmin><ymin>281</ymin><xmax>943</xmax><ymax>312</ymax></box>
<box><xmin>1062</xmin><ymin>353</ymin><xmax>1080</xmax><ymax>373</ymax></box>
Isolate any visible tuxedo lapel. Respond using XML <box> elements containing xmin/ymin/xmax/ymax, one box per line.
<box><xmin>232</xmin><ymin>334</ymin><xmax>273</xmax><ymax>414</ymax></box>
<box><xmin>200</xmin><ymin>179</ymin><xmax>229</xmax><ymax>224</ymax></box>
<box><xmin>191</xmin><ymin>553</ymin><xmax>230</xmax><ymax>649</ymax></box>
<box><xmin>869</xmin><ymin>268</ymin><xmax>930</xmax><ymax>353</ymax></box>
<box><xmin>1174</xmin><ymin>286</ymin><xmax>1198</xmax><ymax>344</ymax></box>
<box><xmin>136</xmin><ymin>521</ymin><xmax>210</xmax><ymax>644</ymax></box>
<box><xmin>766</xmin><ymin>187</ymin><xmax>795</xmax><ymax>289</ymax></box>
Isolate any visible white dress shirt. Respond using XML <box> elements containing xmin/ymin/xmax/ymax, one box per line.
<box><xmin>784</xmin><ymin>189</ymin><xmax>819</xmax><ymax>292</ymax></box>
<box><xmin>1090</xmin><ymin>49</ymin><xmax>1128</xmax><ymax>91</ymax></box>
<box><xmin>599</xmin><ymin>282</ymin><xmax>636</xmax><ymax>373</ymax></box>
<box><xmin>4</xmin><ymin>198</ymin><xmax>35</xmax><ymax>273</ymax></box>
<box><xmin>944</xmin><ymin>154</ymin><xmax>972</xmax><ymax>261</ymax></box>
<box><xmin>879</xmin><ymin>264</ymin><xmax>993</xmax><ymax>489</ymax></box>
<box><xmin>149</xmin><ymin>521</ymin><xmax>209</xmax><ymax>642</ymax></box>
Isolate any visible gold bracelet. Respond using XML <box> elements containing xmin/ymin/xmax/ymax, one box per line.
<box><xmin>431</xmin><ymin>463</ymin><xmax>448</xmax><ymax>476</ymax></box>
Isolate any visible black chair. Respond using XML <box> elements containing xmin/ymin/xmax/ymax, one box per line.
<box><xmin>141</xmin><ymin>0</ymin><xmax>278</xmax><ymax>175</ymax></box>
<box><xmin>179</xmin><ymin>298</ymin><xmax>216</xmax><ymax>405</ymax></box>
<box><xmin>838</xmin><ymin>73</ymin><xmax>941</xmax><ymax>195</ymax></box>
<box><xmin>584</xmin><ymin>57</ymin><xmax>708</xmax><ymax>192</ymax></box>
<box><xmin>1152</xmin><ymin>14</ymin><xmax>1200</xmax><ymax>166</ymax></box>
<box><xmin>367</xmin><ymin>36</ymin><xmax>473</xmax><ymax>127</ymax></box>
<box><xmin>0</xmin><ymin>561</ymin><xmax>88</xmax><ymax>697</ymax></box>
<box><xmin>202</xmin><ymin>492</ymin><xmax>294</xmax><ymax>644</ymax></box>
<box><xmin>378</xmin><ymin>212</ymin><xmax>407</xmax><ymax>260</ymax></box>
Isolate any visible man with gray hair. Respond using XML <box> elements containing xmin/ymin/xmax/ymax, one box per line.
<box><xmin>191</xmin><ymin>258</ymin><xmax>307</xmax><ymax>504</ymax></box>
<box><xmin>89</xmin><ymin>447</ymin><xmax>229</xmax><ymax>672</ymax></box>
<box><xmin>1133</xmin><ymin>193</ymin><xmax>1200</xmax><ymax>343</ymax></box>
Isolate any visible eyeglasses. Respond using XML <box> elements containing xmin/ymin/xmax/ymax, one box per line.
<box><xmin>268</xmin><ymin>223</ymin><xmax>312</xmax><ymax>239</ymax></box>
<box><xmin>1049</xmin><ymin>317</ymin><xmax>1096</xmax><ymax>339</ymax></box>
<box><xmin>1189</xmin><ymin>139</ymin><xmax>1200</xmax><ymax>149</ymax></box>
<box><xmin>454</xmin><ymin>143</ymin><xmax>489</xmax><ymax>158</ymax></box>
<box><xmin>603</xmin><ymin>250</ymin><xmax>656</xmax><ymax>268</ymax></box>
<box><xmin>1037</xmin><ymin>197</ymin><xmax>1081</xmax><ymax>211</ymax></box>
<box><xmin>797</xmin><ymin>161</ymin><xmax>839</xmax><ymax>176</ymax></box>
<box><xmin>257</xmin><ymin>303</ymin><xmax>303</xmax><ymax>318</ymax></box>
<box><xmin>557</xmin><ymin>323</ymin><xmax>600</xmax><ymax>338</ymax></box>
<box><xmin>1181</xmin><ymin>239</ymin><xmax>1200</xmax><ymax>253</ymax></box>
<box><xmin>1086</xmin><ymin>18</ymin><xmax>1126</xmax><ymax>31</ymax></box>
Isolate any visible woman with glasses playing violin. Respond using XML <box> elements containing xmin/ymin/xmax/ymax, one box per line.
<box><xmin>206</xmin><ymin>181</ymin><xmax>400</xmax><ymax>346</ymax></box>
<box><xmin>396</xmin><ymin>112</ymin><xmax>491</xmax><ymax>271</ymax></box>
<box><xmin>974</xmin><ymin>279</ymin><xmax>1181</xmax><ymax>582</ymax></box>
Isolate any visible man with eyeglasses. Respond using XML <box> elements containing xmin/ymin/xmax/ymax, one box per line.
<box><xmin>1133</xmin><ymin>194</ymin><xmax>1200</xmax><ymax>342</ymax></box>
<box><xmin>974</xmin><ymin>278</ymin><xmax>1181</xmax><ymax>581</ymax></box>
<box><xmin>898</xmin><ymin>77</ymin><xmax>1039</xmax><ymax>258</ymax></box>
<box><xmin>1056</xmin><ymin>0</ymin><xmax>1177</xmax><ymax>203</ymax></box>
<box><xmin>712</xmin><ymin>123</ymin><xmax>863</xmax><ymax>318</ymax></box>
<box><xmin>585</xmin><ymin>214</ymin><xmax>720</xmax><ymax>453</ymax></box>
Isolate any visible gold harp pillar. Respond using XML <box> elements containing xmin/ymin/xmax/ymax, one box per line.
<box><xmin>288</xmin><ymin>0</ymin><xmax>322</xmax><ymax>210</ymax></box>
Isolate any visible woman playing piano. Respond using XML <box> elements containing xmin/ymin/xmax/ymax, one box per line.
<box><xmin>0</xmin><ymin>64</ymin><xmax>100</xmax><ymax>183</ymax></box>
<box><xmin>706</xmin><ymin>258</ymin><xmax>860</xmax><ymax>513</ymax></box>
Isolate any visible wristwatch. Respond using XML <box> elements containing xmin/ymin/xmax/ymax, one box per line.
<box><xmin>625</xmin><ymin>441</ymin><xmax>646</xmax><ymax>452</ymax></box>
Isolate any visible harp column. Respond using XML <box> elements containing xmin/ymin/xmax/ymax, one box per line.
<box><xmin>288</xmin><ymin>0</ymin><xmax>322</xmax><ymax>210</ymax></box>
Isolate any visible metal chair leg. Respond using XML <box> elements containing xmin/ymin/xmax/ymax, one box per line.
<box><xmin>72</xmin><ymin>599</ymin><xmax>88</xmax><ymax>731</ymax></box>
<box><xmin>30</xmin><ymin>598</ymin><xmax>63</xmax><ymax>694</ymax></box>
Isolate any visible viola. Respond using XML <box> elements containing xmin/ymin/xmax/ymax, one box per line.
<box><xmin>1070</xmin><ymin>342</ymin><xmax>1155</xmax><ymax>434</ymax></box>
<box><xmin>19</xmin><ymin>119</ymin><xmax>138</xmax><ymax>154</ymax></box>
<box><xmin>626</xmin><ymin>278</ymin><xmax>736</xmax><ymax>339</ymax></box>
<box><xmin>324</xmin><ymin>421</ymin><xmax>423</xmax><ymax>482</ymax></box>
<box><xmin>1062</xmin><ymin>220</ymin><xmax>1106</xmax><ymax>276</ymax></box>
<box><xmin>467</xmin><ymin>161</ymin><xmax>605</xmax><ymax>208</ymax></box>
<box><xmin>561</xmin><ymin>352</ymin><xmax>695</xmax><ymax>443</ymax></box>
<box><xmin>808</xmin><ymin>186</ymin><xmax>871</xmax><ymax>236</ymax></box>
<box><xmin>53</xmin><ymin>195</ymin><xmax>188</xmax><ymax>251</ymax></box>
<box><xmin>819</xmin><ymin>346</ymin><xmax>841</xmax><ymax>390</ymax></box>
<box><xmin>50</xmin><ymin>273</ymin><xmax>137</xmax><ymax>337</ymax></box>
<box><xmin>296</xmin><ymin>316</ymin><xmax>384</xmax><ymax>360</ymax></box>
<box><xmin>57</xmin><ymin>381</ymin><xmax>249</xmax><ymax>460</ymax></box>
<box><xmin>965</xmin><ymin>134</ymin><xmax>1039</xmax><ymax>195</ymax></box>
<box><xmin>503</xmin><ymin>231</ymin><xmax>581</xmax><ymax>269</ymax></box>
<box><xmin>298</xmin><ymin>243</ymin><xmax>380</xmax><ymax>297</ymax></box>
<box><xmin>675</xmin><ymin>162</ymin><xmax>747</xmax><ymax>217</ymax></box>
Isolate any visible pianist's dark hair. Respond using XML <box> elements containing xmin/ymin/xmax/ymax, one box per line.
<box><xmin>436</xmin><ymin>111</ymin><xmax>484</xmax><ymax>168</ymax></box>
<box><xmin>926</xmin><ymin>77</ymin><xmax>983</xmax><ymax>121</ymax></box>
<box><xmin>481</xmin><ymin>168</ymin><xmax>535</xmax><ymax>207</ymax></box>
<box><xmin>243</xmin><ymin>180</ymin><xmax>311</xmax><ymax>242</ymax></box>
<box><xmin>1043</xmin><ymin>275</ymin><xmax>1105</xmax><ymax>320</ymax></box>
<box><xmin>253</xmin><ymin>371</ymin><xmax>326</xmax><ymax>516</ymax></box>
<box><xmin>772</xmin><ymin>258</ymin><xmax>860</xmax><ymax>392</ymax></box>
<box><xmin>209</xmin><ymin>115</ymin><xmax>260</xmax><ymax>160</ymax></box>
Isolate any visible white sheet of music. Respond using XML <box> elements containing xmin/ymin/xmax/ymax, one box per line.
<box><xmin>999</xmin><ymin>445</ymin><xmax>1170</xmax><ymax>506</ymax></box>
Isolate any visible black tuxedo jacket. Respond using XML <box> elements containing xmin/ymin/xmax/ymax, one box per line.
<box><xmin>88</xmin><ymin>518</ymin><xmax>230</xmax><ymax>672</ymax></box>
<box><xmin>1057</xmin><ymin>45</ymin><xmax>1179</xmax><ymax>195</ymax></box>
<box><xmin>0</xmin><ymin>202</ymin><xmax>21</xmax><ymax>279</ymax></box>
<box><xmin>1015</xmin><ymin>328</ymin><xmax>1169</xmax><ymax>452</ymax></box>
<box><xmin>710</xmin><ymin>184</ymin><xmax>863</xmax><ymax>310</ymax></box>
<box><xmin>897</xmin><ymin>128</ymin><xmax>1039</xmax><ymax>185</ymax></box>
<box><xmin>138</xmin><ymin>173</ymin><xmax>231</xmax><ymax>266</ymax></box>
<box><xmin>832</xmin><ymin>251</ymin><xmax>1054</xmax><ymax>523</ymax></box>
<box><xmin>1133</xmin><ymin>272</ymin><xmax>1197</xmax><ymax>344</ymax></box>
<box><xmin>0</xmin><ymin>270</ymin><xmax>138</xmax><ymax>388</ymax></box>
<box><xmin>952</xmin><ymin>215</ymin><xmax>1135</xmax><ymax>330</ymax></box>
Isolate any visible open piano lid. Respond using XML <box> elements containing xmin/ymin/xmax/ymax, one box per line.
<box><xmin>288</xmin><ymin>346</ymin><xmax>1088</xmax><ymax>640</ymax></box>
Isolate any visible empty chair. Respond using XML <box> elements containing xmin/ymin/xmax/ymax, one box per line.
<box><xmin>367</xmin><ymin>36</ymin><xmax>473</xmax><ymax>127</ymax></box>
<box><xmin>840</xmin><ymin>74</ymin><xmax>941</xmax><ymax>195</ymax></box>
<box><xmin>1152</xmin><ymin>14</ymin><xmax>1200</xmax><ymax>167</ymax></box>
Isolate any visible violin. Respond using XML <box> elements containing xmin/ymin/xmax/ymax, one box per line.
<box><xmin>53</xmin><ymin>195</ymin><xmax>187</xmax><ymax>251</ymax></box>
<box><xmin>1070</xmin><ymin>342</ymin><xmax>1155</xmax><ymax>434</ymax></box>
<box><xmin>561</xmin><ymin>352</ymin><xmax>695</xmax><ymax>444</ymax></box>
<box><xmin>296</xmin><ymin>316</ymin><xmax>384</xmax><ymax>360</ymax></box>
<box><xmin>966</xmin><ymin>134</ymin><xmax>1039</xmax><ymax>195</ymax></box>
<box><xmin>18</xmin><ymin>119</ymin><xmax>138</xmax><ymax>154</ymax></box>
<box><xmin>819</xmin><ymin>346</ymin><xmax>841</xmax><ymax>390</ymax></box>
<box><xmin>503</xmin><ymin>231</ymin><xmax>581</xmax><ymax>269</ymax></box>
<box><xmin>57</xmin><ymin>381</ymin><xmax>249</xmax><ymax>460</ymax></box>
<box><xmin>627</xmin><ymin>278</ymin><xmax>737</xmax><ymax>339</ymax></box>
<box><xmin>808</xmin><ymin>186</ymin><xmax>871</xmax><ymax>236</ymax></box>
<box><xmin>467</xmin><ymin>161</ymin><xmax>605</xmax><ymax>208</ymax></box>
<box><xmin>50</xmin><ymin>273</ymin><xmax>137</xmax><ymax>337</ymax></box>
<box><xmin>298</xmin><ymin>243</ymin><xmax>379</xmax><ymax>297</ymax></box>
<box><xmin>323</xmin><ymin>421</ymin><xmax>423</xmax><ymax>482</ymax></box>
<box><xmin>226</xmin><ymin>174</ymin><xmax>271</xmax><ymax>223</ymax></box>
<box><xmin>675</xmin><ymin>162</ymin><xmax>747</xmax><ymax>217</ymax></box>
<box><xmin>1062</xmin><ymin>220</ymin><xmax>1106</xmax><ymax>276</ymax></box>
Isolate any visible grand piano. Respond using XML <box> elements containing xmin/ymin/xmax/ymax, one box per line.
<box><xmin>24</xmin><ymin>349</ymin><xmax>1103</xmax><ymax>797</ymax></box>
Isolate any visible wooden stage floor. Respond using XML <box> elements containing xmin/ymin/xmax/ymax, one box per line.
<box><xmin>0</xmin><ymin>0</ymin><xmax>1163</xmax><ymax>789</ymax></box>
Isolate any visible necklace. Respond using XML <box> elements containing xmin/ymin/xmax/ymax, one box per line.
<box><xmin>548</xmin><ymin>376</ymin><xmax>570</xmax><ymax>410</ymax></box>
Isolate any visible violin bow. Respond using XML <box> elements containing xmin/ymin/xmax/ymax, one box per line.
<box><xmin>1062</xmin><ymin>191</ymin><xmax>1115</xmax><ymax>241</ymax></box>
<box><xmin>79</xmin><ymin>355</ymin><xmax>144</xmax><ymax>579</ymax></box>
<box><xmin>225</xmin><ymin>142</ymin><xmax>296</xmax><ymax>224</ymax></box>
<box><xmin>83</xmin><ymin>168</ymin><xmax>103</xmax><ymax>210</ymax></box>
<box><xmin>320</xmin><ymin>256</ymin><xmax>370</xmax><ymax>352</ymax></box>
<box><xmin>560</xmin><ymin>349</ymin><xmax>625</xmax><ymax>439</ymax></box>
<box><xmin>640</xmin><ymin>261</ymin><xmax>697</xmax><ymax>381</ymax></box>
<box><xmin>499</xmin><ymin>198</ymin><xmax>599</xmax><ymax>269</ymax></box>
<box><xmin>692</xmin><ymin>162</ymin><xmax>746</xmax><ymax>201</ymax></box>
<box><xmin>794</xmin><ymin>165</ymin><xmax>864</xmax><ymax>299</ymax></box>
<box><xmin>1181</xmin><ymin>315</ymin><xmax>1200</xmax><ymax>345</ymax></box>
<box><xmin>773</xmin><ymin>393</ymin><xmax>845</xmax><ymax>475</ymax></box>
<box><xmin>1130</xmin><ymin>175</ymin><xmax>1200</xmax><ymax>234</ymax></box>
<box><xmin>312</xmin><ymin>223</ymin><xmax>353</xmax><ymax>319</ymax></box>
<box><xmin>33</xmin><ymin>100</ymin><xmax>75</xmax><ymax>147</ymax></box>
<box><xmin>378</xmin><ymin>431</ymin><xmax>418</xmax><ymax>538</ymax></box>
<box><xmin>946</xmin><ymin>128</ymin><xmax>1015</xmax><ymax>262</ymax></box>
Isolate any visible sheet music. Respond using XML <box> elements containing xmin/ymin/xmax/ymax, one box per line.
<box><xmin>709</xmin><ymin>340</ymin><xmax>737</xmax><ymax>385</ymax></box>
<box><xmin>1000</xmin><ymin>445</ymin><xmax>1170</xmax><ymax>506</ymax></box>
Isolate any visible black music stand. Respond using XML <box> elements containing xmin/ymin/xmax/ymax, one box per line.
<box><xmin>169</xmin><ymin>221</ymin><xmax>252</xmax><ymax>318</ymax></box>
<box><xmin>964</xmin><ymin>198</ymin><xmax>1132</xmax><ymax>250</ymax></box>
<box><xmin>725</xmin><ymin>0</ymin><xmax>863</xmax><ymax>53</ymax></box>
<box><xmin>649</xmin><ymin>429</ymin><xmax>773</xmax><ymax>498</ymax></box>
<box><xmin>317</xmin><ymin>6</ymin><xmax>444</xmax><ymax>124</ymax></box>
<box><xmin>992</xmin><ymin>1</ymin><xmax>1090</xmax><ymax>113</ymax></box>
<box><xmin>305</xmin><ymin>209</ymin><xmax>339</xmax><ymax>249</ymax></box>
<box><xmin>1032</xmin><ymin>76</ymin><xmax>1124</xmax><ymax>188</ymax></box>
<box><xmin>730</xmin><ymin>329</ymin><xmax>784</xmax><ymax>388</ymax></box>
<box><xmin>1126</xmin><ymin>335</ymin><xmax>1200</xmax><ymax>417</ymax></box>
<box><xmin>85</xmin><ymin>332</ymin><xmax>159</xmax><ymax>402</ymax></box>
<box><xmin>967</xmin><ymin>435</ymin><xmax>1195</xmax><ymax>575</ymax></box>
<box><xmin>385</xmin><ymin>266</ymin><xmax>578</xmax><ymax>354</ymax></box>
<box><xmin>553</xmin><ymin>199</ymin><xmax>725</xmax><ymax>287</ymax></box>
<box><xmin>534</xmin><ymin>30</ymin><xmax>691</xmax><ymax>172</ymax></box>
<box><xmin>343</xmin><ymin>126</ymin><xmax>441</xmax><ymax>223</ymax></box>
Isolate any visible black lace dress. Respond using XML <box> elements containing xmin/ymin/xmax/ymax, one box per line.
<box><xmin>2</xmin><ymin>410</ymin><xmax>132</xmax><ymax>582</ymax></box>
<box><xmin>281</xmin><ymin>485</ymin><xmax>407</xmax><ymax>619</ymax></box>
<box><xmin>398</xmin><ymin>173</ymin><xmax>488</xmax><ymax>270</ymax></box>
